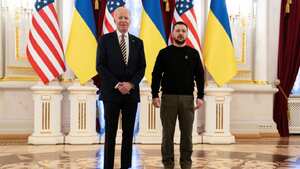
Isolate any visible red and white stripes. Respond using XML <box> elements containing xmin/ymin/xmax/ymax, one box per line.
<box><xmin>26</xmin><ymin>2</ymin><xmax>65</xmax><ymax>84</ymax></box>
<box><xmin>102</xmin><ymin>6</ymin><xmax>117</xmax><ymax>34</ymax></box>
<box><xmin>169</xmin><ymin>0</ymin><xmax>203</xmax><ymax>61</ymax></box>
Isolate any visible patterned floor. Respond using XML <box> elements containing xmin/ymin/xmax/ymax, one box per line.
<box><xmin>0</xmin><ymin>137</ymin><xmax>300</xmax><ymax>168</ymax></box>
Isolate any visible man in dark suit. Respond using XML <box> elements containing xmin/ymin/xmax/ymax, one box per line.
<box><xmin>96</xmin><ymin>7</ymin><xmax>146</xmax><ymax>169</ymax></box>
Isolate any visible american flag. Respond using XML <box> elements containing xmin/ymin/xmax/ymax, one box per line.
<box><xmin>169</xmin><ymin>0</ymin><xmax>202</xmax><ymax>60</ymax></box>
<box><xmin>26</xmin><ymin>0</ymin><xmax>65</xmax><ymax>84</ymax></box>
<box><xmin>102</xmin><ymin>0</ymin><xmax>125</xmax><ymax>34</ymax></box>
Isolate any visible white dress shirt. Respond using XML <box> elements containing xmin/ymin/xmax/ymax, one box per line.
<box><xmin>116</xmin><ymin>30</ymin><xmax>129</xmax><ymax>64</ymax></box>
<box><xmin>115</xmin><ymin>30</ymin><xmax>130</xmax><ymax>89</ymax></box>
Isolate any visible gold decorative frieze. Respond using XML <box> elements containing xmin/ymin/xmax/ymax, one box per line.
<box><xmin>254</xmin><ymin>80</ymin><xmax>269</xmax><ymax>85</ymax></box>
<box><xmin>237</xmin><ymin>70</ymin><xmax>252</xmax><ymax>77</ymax></box>
<box><xmin>118</xmin><ymin>113</ymin><xmax>122</xmax><ymax>130</ymax></box>
<box><xmin>41</xmin><ymin>101</ymin><xmax>51</xmax><ymax>132</ymax></box>
<box><xmin>78</xmin><ymin>101</ymin><xmax>87</xmax><ymax>131</ymax></box>
<box><xmin>216</xmin><ymin>103</ymin><xmax>224</xmax><ymax>131</ymax></box>
<box><xmin>148</xmin><ymin>103</ymin><xmax>156</xmax><ymax>130</ymax></box>
<box><xmin>229</xmin><ymin>80</ymin><xmax>255</xmax><ymax>84</ymax></box>
<box><xmin>7</xmin><ymin>66</ymin><xmax>34</xmax><ymax>73</ymax></box>
<box><xmin>0</xmin><ymin>76</ymin><xmax>38</xmax><ymax>81</ymax></box>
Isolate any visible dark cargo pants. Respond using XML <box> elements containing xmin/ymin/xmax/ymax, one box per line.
<box><xmin>160</xmin><ymin>94</ymin><xmax>195</xmax><ymax>169</ymax></box>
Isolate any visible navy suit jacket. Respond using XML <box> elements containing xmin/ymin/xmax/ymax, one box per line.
<box><xmin>96</xmin><ymin>32</ymin><xmax>146</xmax><ymax>102</ymax></box>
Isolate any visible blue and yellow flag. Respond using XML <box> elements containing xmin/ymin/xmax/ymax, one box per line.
<box><xmin>204</xmin><ymin>0</ymin><xmax>237</xmax><ymax>86</ymax></box>
<box><xmin>140</xmin><ymin>0</ymin><xmax>167</xmax><ymax>82</ymax></box>
<box><xmin>66</xmin><ymin>0</ymin><xmax>97</xmax><ymax>84</ymax></box>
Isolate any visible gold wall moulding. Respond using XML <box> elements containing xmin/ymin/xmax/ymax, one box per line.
<box><xmin>0</xmin><ymin>77</ymin><xmax>80</xmax><ymax>83</ymax></box>
<box><xmin>228</xmin><ymin>80</ymin><xmax>269</xmax><ymax>85</ymax></box>
<box><xmin>0</xmin><ymin>76</ymin><xmax>39</xmax><ymax>82</ymax></box>
<box><xmin>253</xmin><ymin>80</ymin><xmax>269</xmax><ymax>85</ymax></box>
<box><xmin>229</xmin><ymin>80</ymin><xmax>255</xmax><ymax>84</ymax></box>
<box><xmin>7</xmin><ymin>66</ymin><xmax>33</xmax><ymax>72</ymax></box>
<box><xmin>236</xmin><ymin>31</ymin><xmax>247</xmax><ymax>64</ymax></box>
<box><xmin>237</xmin><ymin>70</ymin><xmax>252</xmax><ymax>74</ymax></box>
<box><xmin>15</xmin><ymin>26</ymin><xmax>28</xmax><ymax>62</ymax></box>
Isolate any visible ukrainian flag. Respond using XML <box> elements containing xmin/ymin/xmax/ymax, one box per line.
<box><xmin>66</xmin><ymin>0</ymin><xmax>97</xmax><ymax>84</ymax></box>
<box><xmin>204</xmin><ymin>0</ymin><xmax>237</xmax><ymax>86</ymax></box>
<box><xmin>140</xmin><ymin>0</ymin><xmax>166</xmax><ymax>82</ymax></box>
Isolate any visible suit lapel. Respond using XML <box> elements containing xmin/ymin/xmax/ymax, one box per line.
<box><xmin>112</xmin><ymin>32</ymin><xmax>123</xmax><ymax>60</ymax></box>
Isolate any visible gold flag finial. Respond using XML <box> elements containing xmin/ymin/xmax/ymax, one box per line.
<box><xmin>95</xmin><ymin>0</ymin><xmax>99</xmax><ymax>10</ymax></box>
<box><xmin>285</xmin><ymin>0</ymin><xmax>292</xmax><ymax>13</ymax></box>
<box><xmin>165</xmin><ymin>0</ymin><xmax>170</xmax><ymax>12</ymax></box>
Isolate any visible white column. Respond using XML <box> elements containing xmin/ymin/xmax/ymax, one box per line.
<box><xmin>65</xmin><ymin>81</ymin><xmax>99</xmax><ymax>144</ymax></box>
<box><xmin>28</xmin><ymin>81</ymin><xmax>64</xmax><ymax>144</ymax></box>
<box><xmin>267</xmin><ymin>0</ymin><xmax>281</xmax><ymax>82</ymax></box>
<box><xmin>0</xmin><ymin>0</ymin><xmax>3</xmax><ymax>78</ymax></box>
<box><xmin>58</xmin><ymin>0</ymin><xmax>74</xmax><ymax>81</ymax></box>
<box><xmin>202</xmin><ymin>85</ymin><xmax>235</xmax><ymax>144</ymax></box>
<box><xmin>135</xmin><ymin>81</ymin><xmax>162</xmax><ymax>143</ymax></box>
<box><xmin>254</xmin><ymin>0</ymin><xmax>268</xmax><ymax>82</ymax></box>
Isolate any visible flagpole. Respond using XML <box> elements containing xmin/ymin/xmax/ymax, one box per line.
<box><xmin>60</xmin><ymin>0</ymin><xmax>75</xmax><ymax>82</ymax></box>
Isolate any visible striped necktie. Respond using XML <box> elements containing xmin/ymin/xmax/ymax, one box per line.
<box><xmin>120</xmin><ymin>34</ymin><xmax>127</xmax><ymax>65</ymax></box>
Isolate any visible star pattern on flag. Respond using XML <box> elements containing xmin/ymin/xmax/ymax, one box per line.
<box><xmin>35</xmin><ymin>0</ymin><xmax>54</xmax><ymax>11</ymax></box>
<box><xmin>176</xmin><ymin>0</ymin><xmax>193</xmax><ymax>15</ymax></box>
<box><xmin>107</xmin><ymin>0</ymin><xmax>125</xmax><ymax>13</ymax></box>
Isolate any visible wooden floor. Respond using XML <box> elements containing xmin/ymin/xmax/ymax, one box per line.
<box><xmin>0</xmin><ymin>137</ymin><xmax>300</xmax><ymax>168</ymax></box>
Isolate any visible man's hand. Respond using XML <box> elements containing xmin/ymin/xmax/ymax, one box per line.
<box><xmin>194</xmin><ymin>98</ymin><xmax>204</xmax><ymax>110</ymax></box>
<box><xmin>117</xmin><ymin>85</ymin><xmax>129</xmax><ymax>95</ymax></box>
<box><xmin>117</xmin><ymin>82</ymin><xmax>134</xmax><ymax>95</ymax></box>
<box><xmin>121</xmin><ymin>82</ymin><xmax>134</xmax><ymax>91</ymax></box>
<box><xmin>152</xmin><ymin>98</ymin><xmax>161</xmax><ymax>108</ymax></box>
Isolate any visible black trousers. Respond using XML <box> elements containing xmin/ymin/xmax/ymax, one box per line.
<box><xmin>103</xmin><ymin>99</ymin><xmax>138</xmax><ymax>169</ymax></box>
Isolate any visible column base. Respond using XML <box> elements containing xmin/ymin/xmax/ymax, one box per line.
<box><xmin>192</xmin><ymin>134</ymin><xmax>203</xmax><ymax>144</ymax></box>
<box><xmin>99</xmin><ymin>135</ymin><xmax>105</xmax><ymax>144</ymax></box>
<box><xmin>202</xmin><ymin>133</ymin><xmax>235</xmax><ymax>144</ymax></box>
<box><xmin>65</xmin><ymin>133</ymin><xmax>99</xmax><ymax>144</ymax></box>
<box><xmin>28</xmin><ymin>134</ymin><xmax>64</xmax><ymax>144</ymax></box>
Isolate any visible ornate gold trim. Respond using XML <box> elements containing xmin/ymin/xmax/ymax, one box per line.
<box><xmin>238</xmin><ymin>70</ymin><xmax>252</xmax><ymax>73</ymax></box>
<box><xmin>236</xmin><ymin>30</ymin><xmax>247</xmax><ymax>64</ymax></box>
<box><xmin>59</xmin><ymin>78</ymin><xmax>75</xmax><ymax>83</ymax></box>
<box><xmin>94</xmin><ymin>0</ymin><xmax>99</xmax><ymax>10</ymax></box>
<box><xmin>199</xmin><ymin>79</ymin><xmax>258</xmax><ymax>85</ymax></box>
<box><xmin>286</xmin><ymin>0</ymin><xmax>293</xmax><ymax>13</ymax></box>
<box><xmin>7</xmin><ymin>66</ymin><xmax>33</xmax><ymax>71</ymax></box>
<box><xmin>15</xmin><ymin>6</ymin><xmax>31</xmax><ymax>62</ymax></box>
<box><xmin>0</xmin><ymin>76</ymin><xmax>39</xmax><ymax>81</ymax></box>
<box><xmin>0</xmin><ymin>76</ymin><xmax>78</xmax><ymax>83</ymax></box>
<box><xmin>229</xmin><ymin>80</ymin><xmax>255</xmax><ymax>84</ymax></box>
<box><xmin>254</xmin><ymin>80</ymin><xmax>269</xmax><ymax>85</ymax></box>
<box><xmin>15</xmin><ymin>12</ymin><xmax>28</xmax><ymax>62</ymax></box>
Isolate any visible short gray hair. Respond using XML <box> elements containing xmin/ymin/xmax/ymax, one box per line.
<box><xmin>113</xmin><ymin>7</ymin><xmax>131</xmax><ymax>19</ymax></box>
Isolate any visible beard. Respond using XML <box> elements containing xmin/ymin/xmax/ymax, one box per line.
<box><xmin>174</xmin><ymin>39</ymin><xmax>186</xmax><ymax>45</ymax></box>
